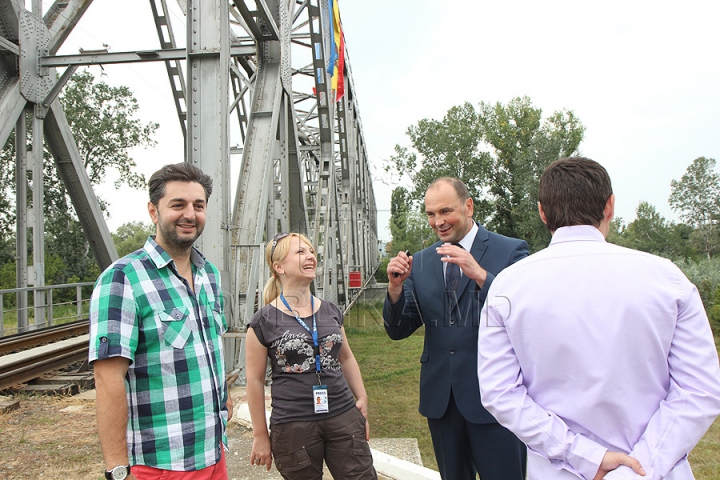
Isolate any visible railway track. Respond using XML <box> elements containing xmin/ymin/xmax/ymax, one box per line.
<box><xmin>0</xmin><ymin>319</ymin><xmax>89</xmax><ymax>355</ymax></box>
<box><xmin>0</xmin><ymin>320</ymin><xmax>90</xmax><ymax>391</ymax></box>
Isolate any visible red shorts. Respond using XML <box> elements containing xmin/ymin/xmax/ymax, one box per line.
<box><xmin>131</xmin><ymin>450</ymin><xmax>228</xmax><ymax>480</ymax></box>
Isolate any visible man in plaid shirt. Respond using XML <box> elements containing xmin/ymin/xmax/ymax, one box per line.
<box><xmin>90</xmin><ymin>163</ymin><xmax>233</xmax><ymax>480</ymax></box>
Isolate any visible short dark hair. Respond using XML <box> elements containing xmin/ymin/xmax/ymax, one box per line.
<box><xmin>538</xmin><ymin>157</ymin><xmax>613</xmax><ymax>231</ymax></box>
<box><xmin>427</xmin><ymin>177</ymin><xmax>471</xmax><ymax>202</ymax></box>
<box><xmin>148</xmin><ymin>163</ymin><xmax>213</xmax><ymax>206</ymax></box>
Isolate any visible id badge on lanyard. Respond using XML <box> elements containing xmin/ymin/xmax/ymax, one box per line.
<box><xmin>313</xmin><ymin>385</ymin><xmax>328</xmax><ymax>413</ymax></box>
<box><xmin>280</xmin><ymin>294</ymin><xmax>329</xmax><ymax>414</ymax></box>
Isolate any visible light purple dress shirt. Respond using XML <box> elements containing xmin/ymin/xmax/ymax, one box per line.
<box><xmin>478</xmin><ymin>225</ymin><xmax>720</xmax><ymax>480</ymax></box>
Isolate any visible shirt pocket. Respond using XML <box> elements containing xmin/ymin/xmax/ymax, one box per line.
<box><xmin>160</xmin><ymin>306</ymin><xmax>193</xmax><ymax>349</ymax></box>
<box><xmin>211</xmin><ymin>302</ymin><xmax>227</xmax><ymax>335</ymax></box>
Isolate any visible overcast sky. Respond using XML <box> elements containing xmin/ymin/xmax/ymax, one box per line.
<box><xmin>52</xmin><ymin>0</ymin><xmax>720</xmax><ymax>241</ymax></box>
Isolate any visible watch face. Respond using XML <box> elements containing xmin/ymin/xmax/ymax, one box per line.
<box><xmin>111</xmin><ymin>466</ymin><xmax>128</xmax><ymax>480</ymax></box>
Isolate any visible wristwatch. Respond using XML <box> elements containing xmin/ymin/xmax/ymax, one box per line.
<box><xmin>104</xmin><ymin>465</ymin><xmax>130</xmax><ymax>480</ymax></box>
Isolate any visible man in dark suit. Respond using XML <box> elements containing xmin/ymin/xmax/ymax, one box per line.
<box><xmin>384</xmin><ymin>177</ymin><xmax>528</xmax><ymax>480</ymax></box>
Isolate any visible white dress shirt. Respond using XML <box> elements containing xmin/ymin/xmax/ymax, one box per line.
<box><xmin>478</xmin><ymin>225</ymin><xmax>720</xmax><ymax>480</ymax></box>
<box><xmin>442</xmin><ymin>221</ymin><xmax>478</xmax><ymax>278</ymax></box>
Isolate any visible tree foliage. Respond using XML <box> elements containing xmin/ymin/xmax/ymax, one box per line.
<box><xmin>669</xmin><ymin>157</ymin><xmax>720</xmax><ymax>259</ymax></box>
<box><xmin>386</xmin><ymin>187</ymin><xmax>434</xmax><ymax>256</ymax></box>
<box><xmin>60</xmin><ymin>71</ymin><xmax>156</xmax><ymax>190</ymax></box>
<box><xmin>1</xmin><ymin>71</ymin><xmax>158</xmax><ymax>232</ymax></box>
<box><xmin>112</xmin><ymin>221</ymin><xmax>155</xmax><ymax>257</ymax></box>
<box><xmin>389</xmin><ymin>103</ymin><xmax>487</xmax><ymax>206</ymax></box>
<box><xmin>387</xmin><ymin>97</ymin><xmax>584</xmax><ymax>253</ymax></box>
<box><xmin>0</xmin><ymin>70</ymin><xmax>158</xmax><ymax>283</ymax></box>
<box><xmin>608</xmin><ymin>202</ymin><xmax>697</xmax><ymax>261</ymax></box>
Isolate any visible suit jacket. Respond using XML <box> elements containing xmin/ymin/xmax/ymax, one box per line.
<box><xmin>384</xmin><ymin>223</ymin><xmax>529</xmax><ymax>423</ymax></box>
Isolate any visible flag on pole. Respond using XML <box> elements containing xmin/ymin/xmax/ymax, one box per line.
<box><xmin>326</xmin><ymin>0</ymin><xmax>337</xmax><ymax>75</ymax></box>
<box><xmin>326</xmin><ymin>0</ymin><xmax>345</xmax><ymax>102</ymax></box>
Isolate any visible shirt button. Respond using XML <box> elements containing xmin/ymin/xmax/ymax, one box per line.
<box><xmin>450</xmin><ymin>349</ymin><xmax>455</xmax><ymax>355</ymax></box>
<box><xmin>450</xmin><ymin>318</ymin><xmax>455</xmax><ymax>325</ymax></box>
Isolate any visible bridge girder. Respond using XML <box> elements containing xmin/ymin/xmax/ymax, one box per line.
<box><xmin>0</xmin><ymin>0</ymin><xmax>379</xmax><ymax>374</ymax></box>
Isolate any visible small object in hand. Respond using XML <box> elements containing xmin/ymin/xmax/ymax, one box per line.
<box><xmin>392</xmin><ymin>251</ymin><xmax>411</xmax><ymax>277</ymax></box>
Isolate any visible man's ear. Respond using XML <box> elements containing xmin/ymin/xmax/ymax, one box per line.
<box><xmin>538</xmin><ymin>202</ymin><xmax>547</xmax><ymax>225</ymax></box>
<box><xmin>465</xmin><ymin>197</ymin><xmax>474</xmax><ymax>217</ymax></box>
<box><xmin>148</xmin><ymin>202</ymin><xmax>159</xmax><ymax>225</ymax></box>
<box><xmin>604</xmin><ymin>194</ymin><xmax>615</xmax><ymax>223</ymax></box>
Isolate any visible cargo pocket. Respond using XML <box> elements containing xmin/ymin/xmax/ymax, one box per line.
<box><xmin>344</xmin><ymin>436</ymin><xmax>373</xmax><ymax>475</ymax></box>
<box><xmin>274</xmin><ymin>446</ymin><xmax>311</xmax><ymax>473</ymax></box>
<box><xmin>160</xmin><ymin>307</ymin><xmax>193</xmax><ymax>349</ymax></box>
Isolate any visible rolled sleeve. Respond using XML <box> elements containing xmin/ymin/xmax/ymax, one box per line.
<box><xmin>89</xmin><ymin>267</ymin><xmax>138</xmax><ymax>364</ymax></box>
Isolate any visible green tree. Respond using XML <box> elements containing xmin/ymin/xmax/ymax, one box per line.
<box><xmin>617</xmin><ymin>203</ymin><xmax>678</xmax><ymax>257</ymax></box>
<box><xmin>609</xmin><ymin>203</ymin><xmax>698</xmax><ymax>261</ymax></box>
<box><xmin>60</xmin><ymin>71</ymin><xmax>155</xmax><ymax>190</ymax></box>
<box><xmin>388</xmin><ymin>97</ymin><xmax>584</xmax><ymax>252</ymax></box>
<box><xmin>45</xmin><ymin>215</ymin><xmax>101</xmax><ymax>283</ymax></box>
<box><xmin>389</xmin><ymin>103</ymin><xmax>487</xmax><ymax>208</ymax></box>
<box><xmin>480</xmin><ymin>97</ymin><xmax>584</xmax><ymax>252</ymax></box>
<box><xmin>669</xmin><ymin>157</ymin><xmax>720</xmax><ymax>259</ymax></box>
<box><xmin>675</xmin><ymin>257</ymin><xmax>720</xmax><ymax>310</ymax></box>
<box><xmin>605</xmin><ymin>217</ymin><xmax>627</xmax><ymax>246</ymax></box>
<box><xmin>0</xmin><ymin>71</ymin><xmax>158</xmax><ymax>281</ymax></box>
<box><xmin>389</xmin><ymin>187</ymin><xmax>410</xmax><ymax>246</ymax></box>
<box><xmin>374</xmin><ymin>257</ymin><xmax>390</xmax><ymax>283</ymax></box>
<box><xmin>708</xmin><ymin>284</ymin><xmax>720</xmax><ymax>336</ymax></box>
<box><xmin>1</xmin><ymin>71</ymin><xmax>158</xmax><ymax>229</ymax></box>
<box><xmin>386</xmin><ymin>187</ymin><xmax>435</xmax><ymax>256</ymax></box>
<box><xmin>113</xmin><ymin>221</ymin><xmax>155</xmax><ymax>257</ymax></box>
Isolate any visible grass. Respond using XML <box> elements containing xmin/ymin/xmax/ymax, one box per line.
<box><xmin>693</xmin><ymin>419</ymin><xmax>720</xmax><ymax>479</ymax></box>
<box><xmin>344</xmin><ymin>302</ymin><xmax>720</xmax><ymax>477</ymax></box>
<box><xmin>2</xmin><ymin>301</ymin><xmax>90</xmax><ymax>335</ymax></box>
<box><xmin>344</xmin><ymin>301</ymin><xmax>437</xmax><ymax>470</ymax></box>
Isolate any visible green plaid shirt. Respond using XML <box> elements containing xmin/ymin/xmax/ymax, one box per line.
<box><xmin>89</xmin><ymin>237</ymin><xmax>228</xmax><ymax>471</ymax></box>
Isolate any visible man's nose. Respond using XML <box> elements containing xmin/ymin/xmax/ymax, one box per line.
<box><xmin>181</xmin><ymin>205</ymin><xmax>196</xmax><ymax>219</ymax></box>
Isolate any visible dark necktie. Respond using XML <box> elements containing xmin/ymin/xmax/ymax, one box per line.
<box><xmin>445</xmin><ymin>244</ymin><xmax>463</xmax><ymax>306</ymax></box>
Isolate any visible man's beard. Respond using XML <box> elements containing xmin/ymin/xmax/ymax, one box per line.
<box><xmin>158</xmin><ymin>218</ymin><xmax>203</xmax><ymax>251</ymax></box>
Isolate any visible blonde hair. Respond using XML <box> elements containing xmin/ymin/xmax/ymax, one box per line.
<box><xmin>262</xmin><ymin>232</ymin><xmax>314</xmax><ymax>305</ymax></box>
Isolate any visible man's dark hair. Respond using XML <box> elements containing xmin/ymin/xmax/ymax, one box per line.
<box><xmin>428</xmin><ymin>177</ymin><xmax>471</xmax><ymax>202</ymax></box>
<box><xmin>148</xmin><ymin>163</ymin><xmax>213</xmax><ymax>206</ymax></box>
<box><xmin>538</xmin><ymin>157</ymin><xmax>613</xmax><ymax>231</ymax></box>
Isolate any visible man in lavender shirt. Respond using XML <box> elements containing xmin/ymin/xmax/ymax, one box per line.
<box><xmin>478</xmin><ymin>157</ymin><xmax>720</xmax><ymax>480</ymax></box>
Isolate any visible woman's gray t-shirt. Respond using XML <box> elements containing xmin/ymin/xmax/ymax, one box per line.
<box><xmin>248</xmin><ymin>300</ymin><xmax>356</xmax><ymax>425</ymax></box>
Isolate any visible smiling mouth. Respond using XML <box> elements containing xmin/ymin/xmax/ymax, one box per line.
<box><xmin>176</xmin><ymin>222</ymin><xmax>196</xmax><ymax>232</ymax></box>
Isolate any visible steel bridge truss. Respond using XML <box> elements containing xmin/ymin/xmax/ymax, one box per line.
<box><xmin>0</xmin><ymin>0</ymin><xmax>378</xmax><ymax>374</ymax></box>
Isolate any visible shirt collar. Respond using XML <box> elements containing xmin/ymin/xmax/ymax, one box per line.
<box><xmin>144</xmin><ymin>235</ymin><xmax>206</xmax><ymax>269</ymax></box>
<box><xmin>458</xmin><ymin>222</ymin><xmax>479</xmax><ymax>251</ymax></box>
<box><xmin>550</xmin><ymin>225</ymin><xmax>606</xmax><ymax>246</ymax></box>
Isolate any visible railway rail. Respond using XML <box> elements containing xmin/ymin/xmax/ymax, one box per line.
<box><xmin>0</xmin><ymin>276</ymin><xmax>383</xmax><ymax>392</ymax></box>
<box><xmin>0</xmin><ymin>320</ymin><xmax>89</xmax><ymax>356</ymax></box>
<box><xmin>0</xmin><ymin>320</ymin><xmax>90</xmax><ymax>391</ymax></box>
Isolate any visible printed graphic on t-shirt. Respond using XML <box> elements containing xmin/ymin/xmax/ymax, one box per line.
<box><xmin>271</xmin><ymin>331</ymin><xmax>343</xmax><ymax>373</ymax></box>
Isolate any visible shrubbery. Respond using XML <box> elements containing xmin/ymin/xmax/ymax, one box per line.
<box><xmin>676</xmin><ymin>257</ymin><xmax>720</xmax><ymax>336</ymax></box>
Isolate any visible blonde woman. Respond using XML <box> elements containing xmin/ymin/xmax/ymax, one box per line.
<box><xmin>245</xmin><ymin>232</ymin><xmax>377</xmax><ymax>480</ymax></box>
